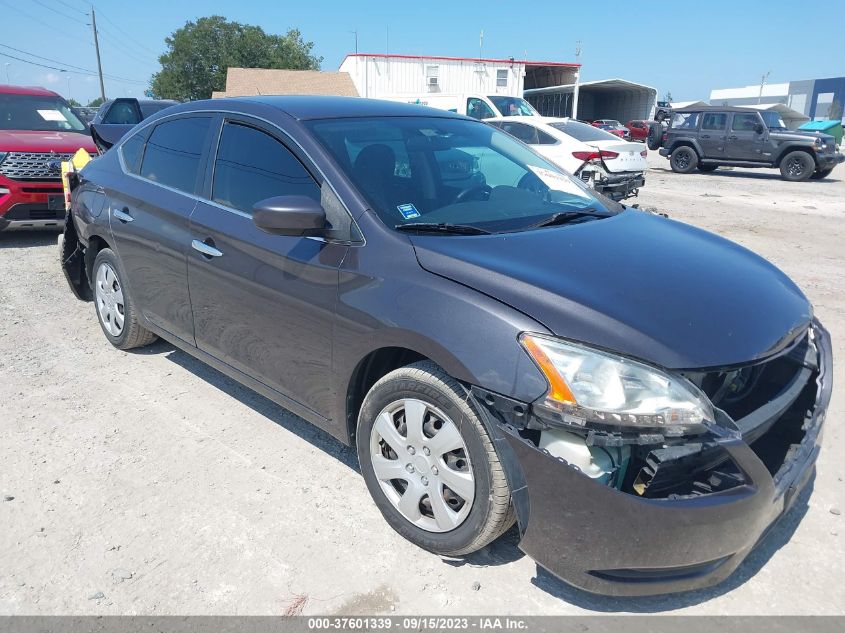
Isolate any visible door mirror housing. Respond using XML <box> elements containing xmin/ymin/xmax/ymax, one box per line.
<box><xmin>252</xmin><ymin>195</ymin><xmax>327</xmax><ymax>236</ymax></box>
<box><xmin>754</xmin><ymin>123</ymin><xmax>765</xmax><ymax>134</ymax></box>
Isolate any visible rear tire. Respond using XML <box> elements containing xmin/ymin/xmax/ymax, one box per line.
<box><xmin>356</xmin><ymin>361</ymin><xmax>514</xmax><ymax>556</ymax></box>
<box><xmin>670</xmin><ymin>146</ymin><xmax>698</xmax><ymax>173</ymax></box>
<box><xmin>810</xmin><ymin>167</ymin><xmax>834</xmax><ymax>180</ymax></box>
<box><xmin>697</xmin><ymin>164</ymin><xmax>718</xmax><ymax>173</ymax></box>
<box><xmin>779</xmin><ymin>151</ymin><xmax>815</xmax><ymax>182</ymax></box>
<box><xmin>92</xmin><ymin>248</ymin><xmax>157</xmax><ymax>350</ymax></box>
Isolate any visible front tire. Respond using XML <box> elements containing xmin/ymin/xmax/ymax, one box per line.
<box><xmin>779</xmin><ymin>151</ymin><xmax>815</xmax><ymax>182</ymax></box>
<box><xmin>92</xmin><ymin>248</ymin><xmax>157</xmax><ymax>350</ymax></box>
<box><xmin>810</xmin><ymin>167</ymin><xmax>834</xmax><ymax>180</ymax></box>
<box><xmin>356</xmin><ymin>361</ymin><xmax>514</xmax><ymax>556</ymax></box>
<box><xmin>670</xmin><ymin>146</ymin><xmax>698</xmax><ymax>173</ymax></box>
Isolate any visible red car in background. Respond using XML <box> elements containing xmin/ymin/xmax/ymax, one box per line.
<box><xmin>0</xmin><ymin>85</ymin><xmax>97</xmax><ymax>231</ymax></box>
<box><xmin>591</xmin><ymin>119</ymin><xmax>631</xmax><ymax>140</ymax></box>
<box><xmin>624</xmin><ymin>120</ymin><xmax>651</xmax><ymax>142</ymax></box>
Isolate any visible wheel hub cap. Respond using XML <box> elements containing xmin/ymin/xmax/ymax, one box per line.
<box><xmin>95</xmin><ymin>262</ymin><xmax>125</xmax><ymax>337</ymax></box>
<box><xmin>370</xmin><ymin>398</ymin><xmax>475</xmax><ymax>533</ymax></box>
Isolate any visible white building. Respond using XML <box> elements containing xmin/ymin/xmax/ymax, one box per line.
<box><xmin>710</xmin><ymin>76</ymin><xmax>845</xmax><ymax>123</ymax></box>
<box><xmin>337</xmin><ymin>53</ymin><xmax>579</xmax><ymax>101</ymax></box>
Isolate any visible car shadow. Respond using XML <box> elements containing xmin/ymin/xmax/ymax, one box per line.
<box><xmin>0</xmin><ymin>231</ymin><xmax>59</xmax><ymax>249</ymax></box>
<box><xmin>648</xmin><ymin>166</ymin><xmax>841</xmax><ymax>183</ymax></box>
<box><xmin>529</xmin><ymin>475</ymin><xmax>815</xmax><ymax>611</ymax></box>
<box><xmin>137</xmin><ymin>338</ymin><xmax>361</xmax><ymax>473</ymax></box>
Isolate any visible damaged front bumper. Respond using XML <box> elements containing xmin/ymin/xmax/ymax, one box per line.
<box><xmin>473</xmin><ymin>321</ymin><xmax>831</xmax><ymax>596</ymax></box>
<box><xmin>593</xmin><ymin>172</ymin><xmax>645</xmax><ymax>201</ymax></box>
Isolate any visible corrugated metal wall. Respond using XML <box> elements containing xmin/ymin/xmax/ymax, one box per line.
<box><xmin>339</xmin><ymin>56</ymin><xmax>524</xmax><ymax>99</ymax></box>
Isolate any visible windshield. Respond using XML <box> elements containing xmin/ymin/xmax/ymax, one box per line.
<box><xmin>549</xmin><ymin>120</ymin><xmax>621</xmax><ymax>142</ymax></box>
<box><xmin>760</xmin><ymin>111</ymin><xmax>787</xmax><ymax>130</ymax></box>
<box><xmin>488</xmin><ymin>96</ymin><xmax>538</xmax><ymax>117</ymax></box>
<box><xmin>0</xmin><ymin>94</ymin><xmax>87</xmax><ymax>132</ymax></box>
<box><xmin>307</xmin><ymin>116</ymin><xmax>616</xmax><ymax>234</ymax></box>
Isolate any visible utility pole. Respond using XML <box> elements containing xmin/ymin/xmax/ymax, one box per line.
<box><xmin>757</xmin><ymin>71</ymin><xmax>770</xmax><ymax>105</ymax></box>
<box><xmin>350</xmin><ymin>30</ymin><xmax>358</xmax><ymax>55</ymax></box>
<box><xmin>90</xmin><ymin>6</ymin><xmax>106</xmax><ymax>102</ymax></box>
<box><xmin>572</xmin><ymin>40</ymin><xmax>582</xmax><ymax>119</ymax></box>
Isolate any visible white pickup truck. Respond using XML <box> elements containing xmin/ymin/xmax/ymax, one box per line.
<box><xmin>386</xmin><ymin>94</ymin><xmax>540</xmax><ymax>120</ymax></box>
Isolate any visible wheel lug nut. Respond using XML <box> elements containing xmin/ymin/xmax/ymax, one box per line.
<box><xmin>431</xmin><ymin>466</ymin><xmax>438</xmax><ymax>475</ymax></box>
<box><xmin>407</xmin><ymin>446</ymin><xmax>416</xmax><ymax>455</ymax></box>
<box><xmin>421</xmin><ymin>476</ymin><xmax>429</xmax><ymax>486</ymax></box>
<box><xmin>423</xmin><ymin>447</ymin><xmax>430</xmax><ymax>456</ymax></box>
<box><xmin>405</xmin><ymin>464</ymin><xmax>415</xmax><ymax>474</ymax></box>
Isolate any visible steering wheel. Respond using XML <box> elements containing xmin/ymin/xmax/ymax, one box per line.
<box><xmin>454</xmin><ymin>183</ymin><xmax>492</xmax><ymax>204</ymax></box>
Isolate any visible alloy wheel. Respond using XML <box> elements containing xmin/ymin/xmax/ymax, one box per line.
<box><xmin>95</xmin><ymin>262</ymin><xmax>125</xmax><ymax>337</ymax></box>
<box><xmin>369</xmin><ymin>398</ymin><xmax>475</xmax><ymax>533</ymax></box>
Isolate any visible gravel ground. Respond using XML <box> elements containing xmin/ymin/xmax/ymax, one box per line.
<box><xmin>1</xmin><ymin>154</ymin><xmax>843</xmax><ymax>615</ymax></box>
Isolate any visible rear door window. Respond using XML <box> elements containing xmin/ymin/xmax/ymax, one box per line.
<box><xmin>211</xmin><ymin>121</ymin><xmax>320</xmax><ymax>215</ymax></box>
<box><xmin>140</xmin><ymin>116</ymin><xmax>211</xmax><ymax>194</ymax></box>
<box><xmin>701</xmin><ymin>113</ymin><xmax>728</xmax><ymax>131</ymax></box>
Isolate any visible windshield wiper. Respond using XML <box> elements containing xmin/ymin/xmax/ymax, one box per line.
<box><xmin>528</xmin><ymin>209</ymin><xmax>606</xmax><ymax>229</ymax></box>
<box><xmin>394</xmin><ymin>222</ymin><xmax>491</xmax><ymax>235</ymax></box>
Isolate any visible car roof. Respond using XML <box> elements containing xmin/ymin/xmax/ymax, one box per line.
<box><xmin>0</xmin><ymin>84</ymin><xmax>60</xmax><ymax>97</ymax></box>
<box><xmin>175</xmin><ymin>95</ymin><xmax>468</xmax><ymax>121</ymax></box>
<box><xmin>673</xmin><ymin>105</ymin><xmax>764</xmax><ymax>114</ymax></box>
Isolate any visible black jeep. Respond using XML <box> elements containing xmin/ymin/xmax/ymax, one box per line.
<box><xmin>658</xmin><ymin>106</ymin><xmax>843</xmax><ymax>181</ymax></box>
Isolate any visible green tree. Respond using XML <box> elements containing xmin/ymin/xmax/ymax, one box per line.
<box><xmin>87</xmin><ymin>97</ymin><xmax>104</xmax><ymax>108</ymax></box>
<box><xmin>66</xmin><ymin>98</ymin><xmax>82</xmax><ymax>107</ymax></box>
<box><xmin>150</xmin><ymin>16</ymin><xmax>321</xmax><ymax>101</ymax></box>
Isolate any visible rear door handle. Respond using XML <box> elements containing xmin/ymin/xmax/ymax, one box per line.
<box><xmin>113</xmin><ymin>208</ymin><xmax>133</xmax><ymax>223</ymax></box>
<box><xmin>728</xmin><ymin>135</ymin><xmax>739</xmax><ymax>140</ymax></box>
<box><xmin>191</xmin><ymin>239</ymin><xmax>223</xmax><ymax>258</ymax></box>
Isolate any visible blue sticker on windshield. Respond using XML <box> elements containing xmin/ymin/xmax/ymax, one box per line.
<box><xmin>397</xmin><ymin>203</ymin><xmax>421</xmax><ymax>220</ymax></box>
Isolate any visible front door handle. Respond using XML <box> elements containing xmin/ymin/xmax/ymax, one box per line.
<box><xmin>728</xmin><ymin>135</ymin><xmax>739</xmax><ymax>140</ymax></box>
<box><xmin>113</xmin><ymin>208</ymin><xmax>133</xmax><ymax>223</ymax></box>
<box><xmin>191</xmin><ymin>238</ymin><xmax>223</xmax><ymax>258</ymax></box>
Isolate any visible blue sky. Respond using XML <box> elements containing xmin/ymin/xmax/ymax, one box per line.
<box><xmin>2</xmin><ymin>0</ymin><xmax>842</xmax><ymax>105</ymax></box>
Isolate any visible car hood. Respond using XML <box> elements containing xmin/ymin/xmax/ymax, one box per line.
<box><xmin>410</xmin><ymin>210</ymin><xmax>812</xmax><ymax>369</ymax></box>
<box><xmin>0</xmin><ymin>129</ymin><xmax>96</xmax><ymax>153</ymax></box>
<box><xmin>770</xmin><ymin>129</ymin><xmax>836</xmax><ymax>144</ymax></box>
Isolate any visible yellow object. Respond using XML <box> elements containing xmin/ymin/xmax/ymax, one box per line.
<box><xmin>61</xmin><ymin>148</ymin><xmax>94</xmax><ymax>210</ymax></box>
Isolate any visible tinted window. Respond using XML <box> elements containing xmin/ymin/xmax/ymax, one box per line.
<box><xmin>466</xmin><ymin>98</ymin><xmax>496</xmax><ymax>120</ymax></box>
<box><xmin>140</xmin><ymin>117</ymin><xmax>210</xmax><ymax>194</ymax></box>
<box><xmin>548</xmin><ymin>120</ymin><xmax>620</xmax><ymax>142</ymax></box>
<box><xmin>732</xmin><ymin>113</ymin><xmax>761</xmax><ymax>131</ymax></box>
<box><xmin>701</xmin><ymin>113</ymin><xmax>727</xmax><ymax>130</ymax></box>
<box><xmin>103</xmin><ymin>101</ymin><xmax>141</xmax><ymax>125</ymax></box>
<box><xmin>120</xmin><ymin>131</ymin><xmax>146</xmax><ymax>174</ymax></box>
<box><xmin>501</xmin><ymin>122</ymin><xmax>540</xmax><ymax>144</ymax></box>
<box><xmin>212</xmin><ymin>122</ymin><xmax>319</xmax><ymax>214</ymax></box>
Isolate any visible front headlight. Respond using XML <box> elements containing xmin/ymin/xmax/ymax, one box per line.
<box><xmin>520</xmin><ymin>333</ymin><xmax>713</xmax><ymax>436</ymax></box>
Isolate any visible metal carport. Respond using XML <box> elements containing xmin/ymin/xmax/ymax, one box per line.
<box><xmin>524</xmin><ymin>78</ymin><xmax>658</xmax><ymax>122</ymax></box>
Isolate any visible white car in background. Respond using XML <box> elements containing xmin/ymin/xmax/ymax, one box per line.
<box><xmin>487</xmin><ymin>117</ymin><xmax>648</xmax><ymax>200</ymax></box>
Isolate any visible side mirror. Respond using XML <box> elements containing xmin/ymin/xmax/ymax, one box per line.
<box><xmin>754</xmin><ymin>123</ymin><xmax>765</xmax><ymax>134</ymax></box>
<box><xmin>252</xmin><ymin>195</ymin><xmax>326</xmax><ymax>236</ymax></box>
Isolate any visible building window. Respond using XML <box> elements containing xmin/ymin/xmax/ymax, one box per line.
<box><xmin>426</xmin><ymin>65</ymin><xmax>439</xmax><ymax>91</ymax></box>
<box><xmin>496</xmin><ymin>69</ymin><xmax>508</xmax><ymax>87</ymax></box>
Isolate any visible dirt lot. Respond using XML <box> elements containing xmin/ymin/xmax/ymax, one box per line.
<box><xmin>1</xmin><ymin>155</ymin><xmax>844</xmax><ymax>615</ymax></box>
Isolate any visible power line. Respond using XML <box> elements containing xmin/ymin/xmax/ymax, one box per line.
<box><xmin>0</xmin><ymin>0</ymin><xmax>79</xmax><ymax>44</ymax></box>
<box><xmin>0</xmin><ymin>48</ymin><xmax>148</xmax><ymax>85</ymax></box>
<box><xmin>94</xmin><ymin>5</ymin><xmax>161</xmax><ymax>58</ymax></box>
<box><xmin>32</xmin><ymin>0</ymin><xmax>88</xmax><ymax>25</ymax></box>
<box><xmin>96</xmin><ymin>29</ymin><xmax>158</xmax><ymax>66</ymax></box>
<box><xmin>0</xmin><ymin>43</ymin><xmax>95</xmax><ymax>75</ymax></box>
<box><xmin>53</xmin><ymin>0</ymin><xmax>87</xmax><ymax>15</ymax></box>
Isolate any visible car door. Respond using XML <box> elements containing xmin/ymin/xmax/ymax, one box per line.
<box><xmin>109</xmin><ymin>113</ymin><xmax>214</xmax><ymax>345</ymax></box>
<box><xmin>187</xmin><ymin>116</ymin><xmax>345</xmax><ymax>420</ymax></box>
<box><xmin>698</xmin><ymin>112</ymin><xmax>728</xmax><ymax>158</ymax></box>
<box><xmin>727</xmin><ymin>112</ymin><xmax>766</xmax><ymax>160</ymax></box>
